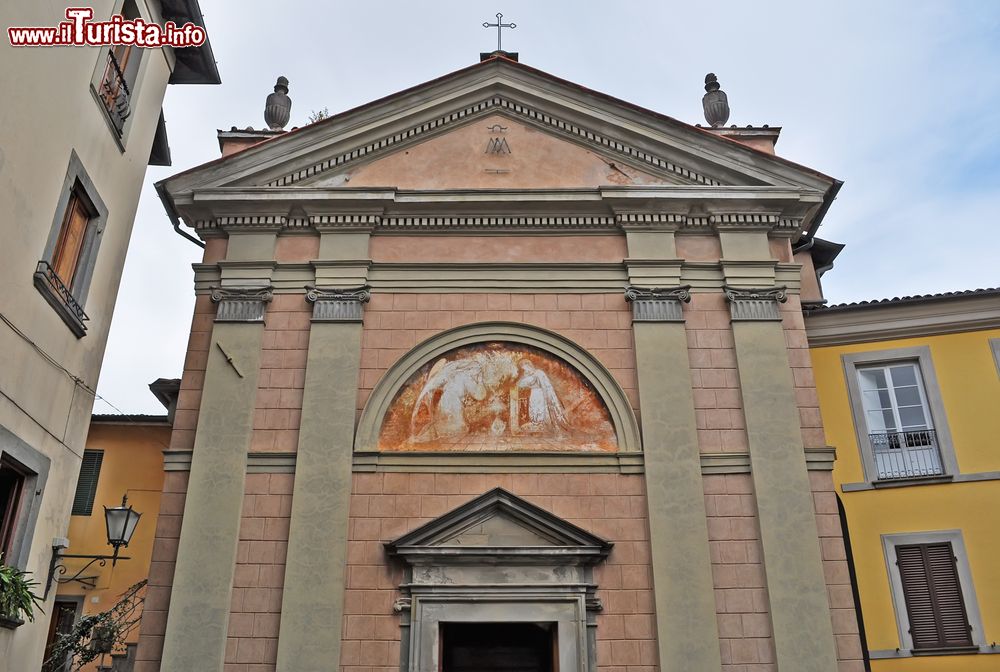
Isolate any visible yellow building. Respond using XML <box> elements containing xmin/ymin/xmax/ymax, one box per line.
<box><xmin>45</xmin><ymin>380</ymin><xmax>176</xmax><ymax>671</ymax></box>
<box><xmin>807</xmin><ymin>289</ymin><xmax>1000</xmax><ymax>670</ymax></box>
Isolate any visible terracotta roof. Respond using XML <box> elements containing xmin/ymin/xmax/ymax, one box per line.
<box><xmin>808</xmin><ymin>288</ymin><xmax>1000</xmax><ymax>313</ymax></box>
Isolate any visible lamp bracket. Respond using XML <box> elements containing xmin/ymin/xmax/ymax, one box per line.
<box><xmin>44</xmin><ymin>550</ymin><xmax>131</xmax><ymax>599</ymax></box>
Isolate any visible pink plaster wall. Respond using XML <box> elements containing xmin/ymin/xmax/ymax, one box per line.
<box><xmin>370</xmin><ymin>234</ymin><xmax>626</xmax><ymax>263</ymax></box>
<box><xmin>343</xmin><ymin>472</ymin><xmax>655</xmax><ymax>672</ymax></box>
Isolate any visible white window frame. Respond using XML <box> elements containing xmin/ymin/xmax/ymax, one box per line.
<box><xmin>842</xmin><ymin>347</ymin><xmax>958</xmax><ymax>484</ymax></box>
<box><xmin>856</xmin><ymin>362</ymin><xmax>942</xmax><ymax>479</ymax></box>
<box><xmin>881</xmin><ymin>530</ymin><xmax>986</xmax><ymax>653</ymax></box>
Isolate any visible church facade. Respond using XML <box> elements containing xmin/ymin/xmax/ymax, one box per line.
<box><xmin>135</xmin><ymin>55</ymin><xmax>863</xmax><ymax>672</ymax></box>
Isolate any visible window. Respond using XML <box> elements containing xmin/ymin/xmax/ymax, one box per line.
<box><xmin>71</xmin><ymin>450</ymin><xmax>104</xmax><ymax>516</ymax></box>
<box><xmin>0</xmin><ymin>457</ymin><xmax>28</xmax><ymax>561</ymax></box>
<box><xmin>35</xmin><ymin>151</ymin><xmax>108</xmax><ymax>337</ymax></box>
<box><xmin>0</xmin><ymin>428</ymin><xmax>50</xmax><ymax>569</ymax></box>
<box><xmin>857</xmin><ymin>362</ymin><xmax>941</xmax><ymax>479</ymax></box>
<box><xmin>842</xmin><ymin>347</ymin><xmax>958</xmax><ymax>484</ymax></box>
<box><xmin>94</xmin><ymin>1</ymin><xmax>143</xmax><ymax>140</ymax></box>
<box><xmin>896</xmin><ymin>543</ymin><xmax>973</xmax><ymax>650</ymax></box>
<box><xmin>883</xmin><ymin>531</ymin><xmax>985</xmax><ymax>654</ymax></box>
<box><xmin>49</xmin><ymin>187</ymin><xmax>96</xmax><ymax>290</ymax></box>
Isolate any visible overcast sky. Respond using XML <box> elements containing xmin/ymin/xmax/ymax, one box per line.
<box><xmin>94</xmin><ymin>0</ymin><xmax>1000</xmax><ymax>414</ymax></box>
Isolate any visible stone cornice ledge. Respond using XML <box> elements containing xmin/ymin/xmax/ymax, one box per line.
<box><xmin>701</xmin><ymin>448</ymin><xmax>836</xmax><ymax>474</ymax></box>
<box><xmin>162</xmin><ymin>449</ymin><xmax>836</xmax><ymax>474</ymax></box>
<box><xmin>176</xmin><ymin>186</ymin><xmax>825</xmax><ymax>238</ymax></box>
<box><xmin>869</xmin><ymin>646</ymin><xmax>1000</xmax><ymax>659</ymax></box>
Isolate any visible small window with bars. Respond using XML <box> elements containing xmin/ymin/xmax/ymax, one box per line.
<box><xmin>71</xmin><ymin>450</ymin><xmax>104</xmax><ymax>516</ymax></box>
<box><xmin>896</xmin><ymin>542</ymin><xmax>974</xmax><ymax>650</ymax></box>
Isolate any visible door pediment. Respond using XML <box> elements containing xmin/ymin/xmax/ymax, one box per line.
<box><xmin>386</xmin><ymin>488</ymin><xmax>612</xmax><ymax>565</ymax></box>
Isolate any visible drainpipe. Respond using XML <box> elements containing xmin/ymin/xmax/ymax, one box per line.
<box><xmin>155</xmin><ymin>181</ymin><xmax>204</xmax><ymax>249</ymax></box>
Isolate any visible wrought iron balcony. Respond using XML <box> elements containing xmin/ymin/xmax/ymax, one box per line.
<box><xmin>869</xmin><ymin>429</ymin><xmax>943</xmax><ymax>480</ymax></box>
<box><xmin>99</xmin><ymin>49</ymin><xmax>132</xmax><ymax>135</ymax></box>
<box><xmin>33</xmin><ymin>261</ymin><xmax>89</xmax><ymax>336</ymax></box>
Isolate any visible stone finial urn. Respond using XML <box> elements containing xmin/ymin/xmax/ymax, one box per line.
<box><xmin>264</xmin><ymin>76</ymin><xmax>291</xmax><ymax>130</ymax></box>
<box><xmin>702</xmin><ymin>73</ymin><xmax>730</xmax><ymax>127</ymax></box>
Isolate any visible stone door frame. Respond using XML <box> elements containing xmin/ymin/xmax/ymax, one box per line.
<box><xmin>386</xmin><ymin>488</ymin><xmax>612</xmax><ymax>672</ymax></box>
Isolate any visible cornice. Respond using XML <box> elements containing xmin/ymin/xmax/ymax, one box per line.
<box><xmin>309</xmin><ymin>214</ymin><xmax>382</xmax><ymax>231</ymax></box>
<box><xmin>177</xmin><ymin>187</ymin><xmax>821</xmax><ymax>238</ymax></box>
<box><xmin>615</xmin><ymin>212</ymin><xmax>685</xmax><ymax>230</ymax></box>
<box><xmin>162</xmin><ymin>449</ymin><xmax>836</xmax><ymax>474</ymax></box>
<box><xmin>191</xmin><ymin>261</ymin><xmax>804</xmax><ymax>294</ymax></box>
<box><xmin>805</xmin><ymin>294</ymin><xmax>1000</xmax><ymax>346</ymax></box>
<box><xmin>381</xmin><ymin>214</ymin><xmax>615</xmax><ymax>230</ymax></box>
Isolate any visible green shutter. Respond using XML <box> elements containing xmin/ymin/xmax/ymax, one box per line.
<box><xmin>71</xmin><ymin>450</ymin><xmax>104</xmax><ymax>516</ymax></box>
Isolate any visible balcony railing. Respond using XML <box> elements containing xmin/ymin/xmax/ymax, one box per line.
<box><xmin>34</xmin><ymin>261</ymin><xmax>89</xmax><ymax>326</ymax></box>
<box><xmin>869</xmin><ymin>429</ymin><xmax>943</xmax><ymax>480</ymax></box>
<box><xmin>98</xmin><ymin>49</ymin><xmax>132</xmax><ymax>135</ymax></box>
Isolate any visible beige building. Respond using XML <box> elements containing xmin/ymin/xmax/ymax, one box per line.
<box><xmin>136</xmin><ymin>54</ymin><xmax>863</xmax><ymax>672</ymax></box>
<box><xmin>0</xmin><ymin>3</ymin><xmax>217</xmax><ymax>669</ymax></box>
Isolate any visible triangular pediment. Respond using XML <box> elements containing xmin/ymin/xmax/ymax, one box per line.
<box><xmin>386</xmin><ymin>488</ymin><xmax>611</xmax><ymax>564</ymax></box>
<box><xmin>306</xmin><ymin>112</ymin><xmax>682</xmax><ymax>190</ymax></box>
<box><xmin>159</xmin><ymin>57</ymin><xmax>836</xmax><ymax>200</ymax></box>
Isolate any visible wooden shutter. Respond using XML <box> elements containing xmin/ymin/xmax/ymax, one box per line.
<box><xmin>896</xmin><ymin>542</ymin><xmax>974</xmax><ymax>649</ymax></box>
<box><xmin>51</xmin><ymin>191</ymin><xmax>91</xmax><ymax>286</ymax></box>
<box><xmin>72</xmin><ymin>450</ymin><xmax>104</xmax><ymax>516</ymax></box>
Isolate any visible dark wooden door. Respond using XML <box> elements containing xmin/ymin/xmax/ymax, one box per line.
<box><xmin>442</xmin><ymin>622</ymin><xmax>555</xmax><ymax>672</ymax></box>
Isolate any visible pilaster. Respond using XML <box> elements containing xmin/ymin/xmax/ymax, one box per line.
<box><xmin>275</xmin><ymin>286</ymin><xmax>369</xmax><ymax>672</ymax></box>
<box><xmin>619</xmin><ymin>212</ymin><xmax>684</xmax><ymax>287</ymax></box>
<box><xmin>626</xmin><ymin>286</ymin><xmax>722</xmax><ymax>671</ymax></box>
<box><xmin>313</xmin><ymin>216</ymin><xmax>376</xmax><ymax>287</ymax></box>
<box><xmin>159</xmin><ymin>286</ymin><xmax>272</xmax><ymax>672</ymax></box>
<box><xmin>724</xmin><ymin>285</ymin><xmax>840</xmax><ymax>672</ymax></box>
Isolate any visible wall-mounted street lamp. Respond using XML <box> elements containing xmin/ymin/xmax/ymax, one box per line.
<box><xmin>45</xmin><ymin>494</ymin><xmax>142</xmax><ymax>598</ymax></box>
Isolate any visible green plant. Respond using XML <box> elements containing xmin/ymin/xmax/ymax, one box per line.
<box><xmin>0</xmin><ymin>555</ymin><xmax>44</xmax><ymax>622</ymax></box>
<box><xmin>307</xmin><ymin>107</ymin><xmax>330</xmax><ymax>123</ymax></box>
